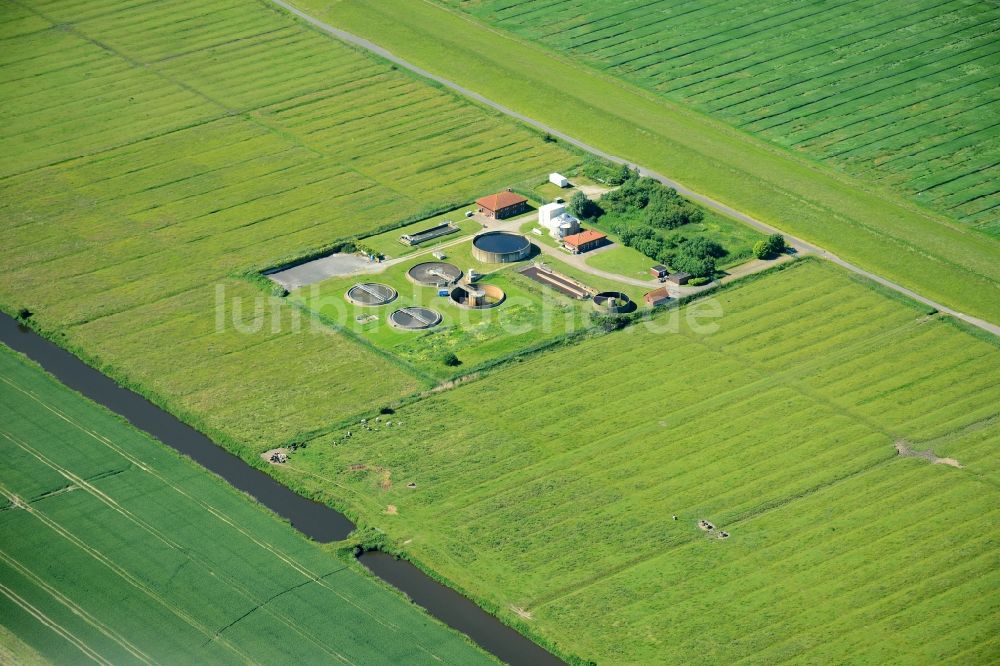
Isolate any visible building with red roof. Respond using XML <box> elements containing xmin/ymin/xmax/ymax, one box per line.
<box><xmin>643</xmin><ymin>286</ymin><xmax>671</xmax><ymax>307</ymax></box>
<box><xmin>476</xmin><ymin>191</ymin><xmax>529</xmax><ymax>219</ymax></box>
<box><xmin>562</xmin><ymin>229</ymin><xmax>607</xmax><ymax>254</ymax></box>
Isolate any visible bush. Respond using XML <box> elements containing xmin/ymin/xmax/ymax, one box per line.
<box><xmin>688</xmin><ymin>276</ymin><xmax>711</xmax><ymax>286</ymax></box>
<box><xmin>591</xmin><ymin>312</ymin><xmax>631</xmax><ymax>332</ymax></box>
<box><xmin>767</xmin><ymin>233</ymin><xmax>787</xmax><ymax>255</ymax></box>
<box><xmin>15</xmin><ymin>307</ymin><xmax>32</xmax><ymax>321</ymax></box>
<box><xmin>568</xmin><ymin>191</ymin><xmax>597</xmax><ymax>219</ymax></box>
<box><xmin>441</xmin><ymin>352</ymin><xmax>462</xmax><ymax>367</ymax></box>
<box><xmin>753</xmin><ymin>239</ymin><xmax>769</xmax><ymax>259</ymax></box>
<box><xmin>671</xmin><ymin>253</ymin><xmax>716</xmax><ymax>278</ymax></box>
<box><xmin>753</xmin><ymin>234</ymin><xmax>787</xmax><ymax>259</ymax></box>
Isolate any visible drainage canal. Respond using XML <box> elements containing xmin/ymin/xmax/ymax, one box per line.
<box><xmin>0</xmin><ymin>313</ymin><xmax>564</xmax><ymax>666</ymax></box>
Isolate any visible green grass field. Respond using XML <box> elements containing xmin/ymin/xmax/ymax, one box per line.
<box><xmin>301</xmin><ymin>0</ymin><xmax>1000</xmax><ymax>324</ymax></box>
<box><xmin>443</xmin><ymin>0</ymin><xmax>1000</xmax><ymax>233</ymax></box>
<box><xmin>0</xmin><ymin>0</ymin><xmax>577</xmax><ymax>451</ymax></box>
<box><xmin>583</xmin><ymin>244</ymin><xmax>653</xmax><ymax>281</ymax></box>
<box><xmin>272</xmin><ymin>260</ymin><xmax>1000</xmax><ymax>663</ymax></box>
<box><xmin>0</xmin><ymin>344</ymin><xmax>490</xmax><ymax>664</ymax></box>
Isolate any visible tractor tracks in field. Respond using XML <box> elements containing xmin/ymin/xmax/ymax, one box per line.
<box><xmin>267</xmin><ymin>0</ymin><xmax>999</xmax><ymax>338</ymax></box>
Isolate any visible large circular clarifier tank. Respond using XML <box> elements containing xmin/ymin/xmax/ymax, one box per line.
<box><xmin>406</xmin><ymin>262</ymin><xmax>463</xmax><ymax>287</ymax></box>
<box><xmin>389</xmin><ymin>307</ymin><xmax>442</xmax><ymax>330</ymax></box>
<box><xmin>345</xmin><ymin>282</ymin><xmax>397</xmax><ymax>307</ymax></box>
<box><xmin>472</xmin><ymin>231</ymin><xmax>531</xmax><ymax>263</ymax></box>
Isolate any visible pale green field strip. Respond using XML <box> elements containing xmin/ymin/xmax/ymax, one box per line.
<box><xmin>300</xmin><ymin>0</ymin><xmax>1000</xmax><ymax>324</ymax></box>
<box><xmin>442</xmin><ymin>0</ymin><xmax>1000</xmax><ymax>231</ymax></box>
<box><xmin>277</xmin><ymin>261</ymin><xmax>1000</xmax><ymax>663</ymax></box>
<box><xmin>0</xmin><ymin>344</ymin><xmax>492</xmax><ymax>664</ymax></box>
<box><xmin>0</xmin><ymin>0</ymin><xmax>576</xmax><ymax>448</ymax></box>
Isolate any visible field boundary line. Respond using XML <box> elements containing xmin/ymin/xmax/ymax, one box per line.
<box><xmin>0</xmin><ymin>582</ymin><xmax>109</xmax><ymax>666</ymax></box>
<box><xmin>0</xmin><ymin>550</ymin><xmax>153</xmax><ymax>664</ymax></box>
<box><xmin>0</xmin><ymin>480</ymin><xmax>255</xmax><ymax>664</ymax></box>
<box><xmin>268</xmin><ymin>0</ymin><xmax>999</xmax><ymax>338</ymax></box>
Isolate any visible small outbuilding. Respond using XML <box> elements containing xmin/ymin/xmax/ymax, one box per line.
<box><xmin>643</xmin><ymin>287</ymin><xmax>671</xmax><ymax>307</ymax></box>
<box><xmin>476</xmin><ymin>190</ymin><xmax>529</xmax><ymax>219</ymax></box>
<box><xmin>549</xmin><ymin>172</ymin><xmax>569</xmax><ymax>188</ymax></box>
<box><xmin>562</xmin><ymin>229</ymin><xmax>607</xmax><ymax>254</ymax></box>
<box><xmin>667</xmin><ymin>271</ymin><xmax>692</xmax><ymax>285</ymax></box>
<box><xmin>650</xmin><ymin>264</ymin><xmax>668</xmax><ymax>279</ymax></box>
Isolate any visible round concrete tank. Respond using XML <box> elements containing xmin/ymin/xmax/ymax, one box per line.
<box><xmin>592</xmin><ymin>291</ymin><xmax>636</xmax><ymax>314</ymax></box>
<box><xmin>472</xmin><ymin>231</ymin><xmax>531</xmax><ymax>263</ymax></box>
<box><xmin>345</xmin><ymin>282</ymin><xmax>397</xmax><ymax>307</ymax></box>
<box><xmin>449</xmin><ymin>284</ymin><xmax>506</xmax><ymax>309</ymax></box>
<box><xmin>389</xmin><ymin>307</ymin><xmax>442</xmax><ymax>330</ymax></box>
<box><xmin>407</xmin><ymin>261</ymin><xmax>463</xmax><ymax>287</ymax></box>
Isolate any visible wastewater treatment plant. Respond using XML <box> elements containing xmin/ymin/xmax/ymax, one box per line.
<box><xmin>4</xmin><ymin>1</ymin><xmax>998</xmax><ymax>663</ymax></box>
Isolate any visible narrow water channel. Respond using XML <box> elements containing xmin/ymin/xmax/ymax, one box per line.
<box><xmin>0</xmin><ymin>314</ymin><xmax>564</xmax><ymax>666</ymax></box>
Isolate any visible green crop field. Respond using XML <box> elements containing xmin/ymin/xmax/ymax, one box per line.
<box><xmin>444</xmin><ymin>0</ymin><xmax>1000</xmax><ymax>234</ymax></box>
<box><xmin>0</xmin><ymin>0</ymin><xmax>577</xmax><ymax>452</ymax></box>
<box><xmin>270</xmin><ymin>260</ymin><xmax>1000</xmax><ymax>663</ymax></box>
<box><xmin>302</xmin><ymin>0</ymin><xmax>1000</xmax><ymax>324</ymax></box>
<box><xmin>0</xmin><ymin>344</ymin><xmax>490</xmax><ymax>664</ymax></box>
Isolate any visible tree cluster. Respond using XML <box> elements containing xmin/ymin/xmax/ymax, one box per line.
<box><xmin>600</xmin><ymin>176</ymin><xmax>703</xmax><ymax>229</ymax></box>
<box><xmin>604</xmin><ymin>221</ymin><xmax>723</xmax><ymax>278</ymax></box>
<box><xmin>752</xmin><ymin>233</ymin><xmax>787</xmax><ymax>259</ymax></box>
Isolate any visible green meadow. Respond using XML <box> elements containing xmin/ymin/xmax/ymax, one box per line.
<box><xmin>0</xmin><ymin>344</ymin><xmax>490</xmax><ymax>664</ymax></box>
<box><xmin>0</xmin><ymin>0</ymin><xmax>577</xmax><ymax>451</ymax></box>
<box><xmin>275</xmin><ymin>260</ymin><xmax>1000</xmax><ymax>663</ymax></box>
<box><xmin>304</xmin><ymin>0</ymin><xmax>1000</xmax><ymax>323</ymax></box>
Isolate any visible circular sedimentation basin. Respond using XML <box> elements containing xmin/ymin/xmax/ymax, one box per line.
<box><xmin>345</xmin><ymin>282</ymin><xmax>398</xmax><ymax>306</ymax></box>
<box><xmin>389</xmin><ymin>306</ymin><xmax>442</xmax><ymax>330</ymax></box>
<box><xmin>407</xmin><ymin>261</ymin><xmax>463</xmax><ymax>287</ymax></box>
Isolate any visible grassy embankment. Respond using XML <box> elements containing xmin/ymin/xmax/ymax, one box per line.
<box><xmin>0</xmin><ymin>344</ymin><xmax>491</xmax><ymax>664</ymax></box>
<box><xmin>298</xmin><ymin>0</ymin><xmax>1000</xmax><ymax>323</ymax></box>
<box><xmin>274</xmin><ymin>260</ymin><xmax>1000</xmax><ymax>663</ymax></box>
<box><xmin>0</xmin><ymin>0</ymin><xmax>577</xmax><ymax>454</ymax></box>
